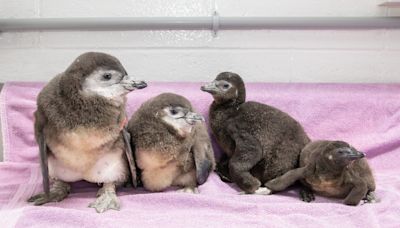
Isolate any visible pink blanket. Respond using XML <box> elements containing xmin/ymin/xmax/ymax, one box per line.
<box><xmin>1</xmin><ymin>82</ymin><xmax>399</xmax><ymax>227</ymax></box>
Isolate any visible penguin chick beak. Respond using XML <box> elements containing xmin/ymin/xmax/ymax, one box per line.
<box><xmin>132</xmin><ymin>81</ymin><xmax>147</xmax><ymax>89</ymax></box>
<box><xmin>184</xmin><ymin>112</ymin><xmax>205</xmax><ymax>125</ymax></box>
<box><xmin>354</xmin><ymin>151</ymin><xmax>366</xmax><ymax>159</ymax></box>
<box><xmin>201</xmin><ymin>81</ymin><xmax>219</xmax><ymax>94</ymax></box>
<box><xmin>341</xmin><ymin>148</ymin><xmax>365</xmax><ymax>161</ymax></box>
<box><xmin>121</xmin><ymin>75</ymin><xmax>147</xmax><ymax>91</ymax></box>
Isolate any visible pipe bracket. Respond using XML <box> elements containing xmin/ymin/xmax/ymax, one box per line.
<box><xmin>212</xmin><ymin>11</ymin><xmax>220</xmax><ymax>37</ymax></box>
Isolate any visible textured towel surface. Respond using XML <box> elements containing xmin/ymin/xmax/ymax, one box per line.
<box><xmin>1</xmin><ymin>82</ymin><xmax>399</xmax><ymax>227</ymax></box>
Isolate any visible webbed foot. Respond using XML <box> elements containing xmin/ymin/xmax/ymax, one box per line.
<box><xmin>239</xmin><ymin>187</ymin><xmax>271</xmax><ymax>195</ymax></box>
<box><xmin>362</xmin><ymin>191</ymin><xmax>377</xmax><ymax>204</ymax></box>
<box><xmin>300</xmin><ymin>187</ymin><xmax>315</xmax><ymax>202</ymax></box>
<box><xmin>89</xmin><ymin>183</ymin><xmax>120</xmax><ymax>213</ymax></box>
<box><xmin>28</xmin><ymin>181</ymin><xmax>70</xmax><ymax>205</ymax></box>
<box><xmin>177</xmin><ymin>187</ymin><xmax>199</xmax><ymax>194</ymax></box>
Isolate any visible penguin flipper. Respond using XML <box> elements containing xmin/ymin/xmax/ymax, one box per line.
<box><xmin>39</xmin><ymin>133</ymin><xmax>50</xmax><ymax>196</ymax></box>
<box><xmin>122</xmin><ymin>128</ymin><xmax>138</xmax><ymax>188</ymax></box>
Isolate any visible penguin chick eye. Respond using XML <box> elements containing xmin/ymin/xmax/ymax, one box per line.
<box><xmin>170</xmin><ymin>109</ymin><xmax>178</xmax><ymax>115</ymax></box>
<box><xmin>102</xmin><ymin>73</ymin><xmax>112</xmax><ymax>80</ymax></box>
<box><xmin>223</xmin><ymin>84</ymin><xmax>230</xmax><ymax>89</ymax></box>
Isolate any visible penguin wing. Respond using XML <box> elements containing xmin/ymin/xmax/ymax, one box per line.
<box><xmin>191</xmin><ymin>124</ymin><xmax>216</xmax><ymax>185</ymax></box>
<box><xmin>122</xmin><ymin>128</ymin><xmax>138</xmax><ymax>188</ymax></box>
<box><xmin>34</xmin><ymin>109</ymin><xmax>50</xmax><ymax>196</ymax></box>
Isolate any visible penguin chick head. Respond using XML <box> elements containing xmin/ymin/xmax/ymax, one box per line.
<box><xmin>201</xmin><ymin>72</ymin><xmax>246</xmax><ymax>104</ymax></box>
<box><xmin>151</xmin><ymin>93</ymin><xmax>205</xmax><ymax>138</ymax></box>
<box><xmin>62</xmin><ymin>52</ymin><xmax>147</xmax><ymax>100</ymax></box>
<box><xmin>159</xmin><ymin>106</ymin><xmax>205</xmax><ymax>138</ymax></box>
<box><xmin>322</xmin><ymin>141</ymin><xmax>365</xmax><ymax>168</ymax></box>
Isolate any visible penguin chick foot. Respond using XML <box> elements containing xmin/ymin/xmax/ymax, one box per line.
<box><xmin>254</xmin><ymin>187</ymin><xmax>272</xmax><ymax>195</ymax></box>
<box><xmin>89</xmin><ymin>183</ymin><xmax>120</xmax><ymax>213</ymax></box>
<box><xmin>300</xmin><ymin>188</ymin><xmax>315</xmax><ymax>202</ymax></box>
<box><xmin>362</xmin><ymin>191</ymin><xmax>377</xmax><ymax>204</ymax></box>
<box><xmin>28</xmin><ymin>180</ymin><xmax>70</xmax><ymax>205</ymax></box>
<box><xmin>177</xmin><ymin>187</ymin><xmax>199</xmax><ymax>194</ymax></box>
<box><xmin>239</xmin><ymin>187</ymin><xmax>271</xmax><ymax>195</ymax></box>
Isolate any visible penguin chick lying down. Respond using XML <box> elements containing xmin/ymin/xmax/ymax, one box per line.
<box><xmin>28</xmin><ymin>52</ymin><xmax>147</xmax><ymax>213</ymax></box>
<box><xmin>265</xmin><ymin>140</ymin><xmax>376</xmax><ymax>206</ymax></box>
<box><xmin>128</xmin><ymin>93</ymin><xmax>215</xmax><ymax>193</ymax></box>
<box><xmin>201</xmin><ymin>72</ymin><xmax>310</xmax><ymax>194</ymax></box>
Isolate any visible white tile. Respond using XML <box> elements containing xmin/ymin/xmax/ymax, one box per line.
<box><xmin>384</xmin><ymin>30</ymin><xmax>400</xmax><ymax>50</ymax></box>
<box><xmin>211</xmin><ymin>30</ymin><xmax>385</xmax><ymax>50</ymax></box>
<box><xmin>1</xmin><ymin>0</ymin><xmax>399</xmax><ymax>84</ymax></box>
<box><xmin>0</xmin><ymin>49</ymin><xmax>292</xmax><ymax>82</ymax></box>
<box><xmin>38</xmin><ymin>30</ymin><xmax>212</xmax><ymax>48</ymax></box>
<box><xmin>0</xmin><ymin>32</ymin><xmax>39</xmax><ymax>49</ymax></box>
<box><xmin>0</xmin><ymin>0</ymin><xmax>38</xmax><ymax>18</ymax></box>
<box><xmin>2</xmin><ymin>49</ymin><xmax>400</xmax><ymax>83</ymax></box>
<box><xmin>291</xmin><ymin>50</ymin><xmax>399</xmax><ymax>83</ymax></box>
<box><xmin>388</xmin><ymin>8</ymin><xmax>400</xmax><ymax>16</ymax></box>
<box><xmin>40</xmin><ymin>0</ymin><xmax>212</xmax><ymax>17</ymax></box>
<box><xmin>34</xmin><ymin>29</ymin><xmax>387</xmax><ymax>50</ymax></box>
<box><xmin>289</xmin><ymin>30</ymin><xmax>385</xmax><ymax>50</ymax></box>
<box><xmin>217</xmin><ymin>0</ymin><xmax>382</xmax><ymax>17</ymax></box>
<box><xmin>379</xmin><ymin>50</ymin><xmax>400</xmax><ymax>81</ymax></box>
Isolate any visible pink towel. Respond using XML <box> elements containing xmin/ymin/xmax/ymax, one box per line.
<box><xmin>1</xmin><ymin>82</ymin><xmax>399</xmax><ymax>227</ymax></box>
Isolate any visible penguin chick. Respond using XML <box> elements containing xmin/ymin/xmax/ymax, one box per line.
<box><xmin>201</xmin><ymin>72</ymin><xmax>310</xmax><ymax>194</ymax></box>
<box><xmin>27</xmin><ymin>52</ymin><xmax>147</xmax><ymax>213</ymax></box>
<box><xmin>127</xmin><ymin>93</ymin><xmax>215</xmax><ymax>193</ymax></box>
<box><xmin>265</xmin><ymin>140</ymin><xmax>376</xmax><ymax>206</ymax></box>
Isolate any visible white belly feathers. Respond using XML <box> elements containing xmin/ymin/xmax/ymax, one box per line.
<box><xmin>47</xmin><ymin>127</ymin><xmax>128</xmax><ymax>184</ymax></box>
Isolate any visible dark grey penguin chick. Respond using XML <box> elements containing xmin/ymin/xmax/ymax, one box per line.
<box><xmin>265</xmin><ymin>140</ymin><xmax>376</xmax><ymax>206</ymax></box>
<box><xmin>201</xmin><ymin>72</ymin><xmax>310</xmax><ymax>194</ymax></box>
<box><xmin>27</xmin><ymin>52</ymin><xmax>147</xmax><ymax>213</ymax></box>
<box><xmin>127</xmin><ymin>93</ymin><xmax>215</xmax><ymax>193</ymax></box>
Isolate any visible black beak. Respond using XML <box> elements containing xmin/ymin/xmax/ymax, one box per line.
<box><xmin>356</xmin><ymin>151</ymin><xmax>365</xmax><ymax>158</ymax></box>
<box><xmin>133</xmin><ymin>81</ymin><xmax>147</xmax><ymax>89</ymax></box>
<box><xmin>347</xmin><ymin>150</ymin><xmax>365</xmax><ymax>160</ymax></box>
<box><xmin>338</xmin><ymin>148</ymin><xmax>365</xmax><ymax>161</ymax></box>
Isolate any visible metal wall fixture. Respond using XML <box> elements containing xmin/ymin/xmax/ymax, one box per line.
<box><xmin>379</xmin><ymin>1</ymin><xmax>400</xmax><ymax>7</ymax></box>
<box><xmin>1</xmin><ymin>14</ymin><xmax>400</xmax><ymax>36</ymax></box>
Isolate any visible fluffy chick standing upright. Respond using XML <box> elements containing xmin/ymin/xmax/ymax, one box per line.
<box><xmin>201</xmin><ymin>72</ymin><xmax>310</xmax><ymax>194</ymax></box>
<box><xmin>28</xmin><ymin>52</ymin><xmax>147</xmax><ymax>213</ymax></box>
<box><xmin>128</xmin><ymin>93</ymin><xmax>215</xmax><ymax>193</ymax></box>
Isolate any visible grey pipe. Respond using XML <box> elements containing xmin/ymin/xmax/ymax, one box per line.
<box><xmin>0</xmin><ymin>17</ymin><xmax>400</xmax><ymax>32</ymax></box>
<box><xmin>0</xmin><ymin>17</ymin><xmax>212</xmax><ymax>31</ymax></box>
<box><xmin>219</xmin><ymin>17</ymin><xmax>400</xmax><ymax>29</ymax></box>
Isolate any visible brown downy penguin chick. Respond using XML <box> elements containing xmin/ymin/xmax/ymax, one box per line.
<box><xmin>127</xmin><ymin>93</ymin><xmax>215</xmax><ymax>193</ymax></box>
<box><xmin>201</xmin><ymin>72</ymin><xmax>310</xmax><ymax>194</ymax></box>
<box><xmin>27</xmin><ymin>52</ymin><xmax>147</xmax><ymax>213</ymax></box>
<box><xmin>265</xmin><ymin>140</ymin><xmax>376</xmax><ymax>206</ymax></box>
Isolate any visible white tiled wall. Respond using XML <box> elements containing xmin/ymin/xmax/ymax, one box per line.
<box><xmin>0</xmin><ymin>0</ymin><xmax>399</xmax><ymax>82</ymax></box>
